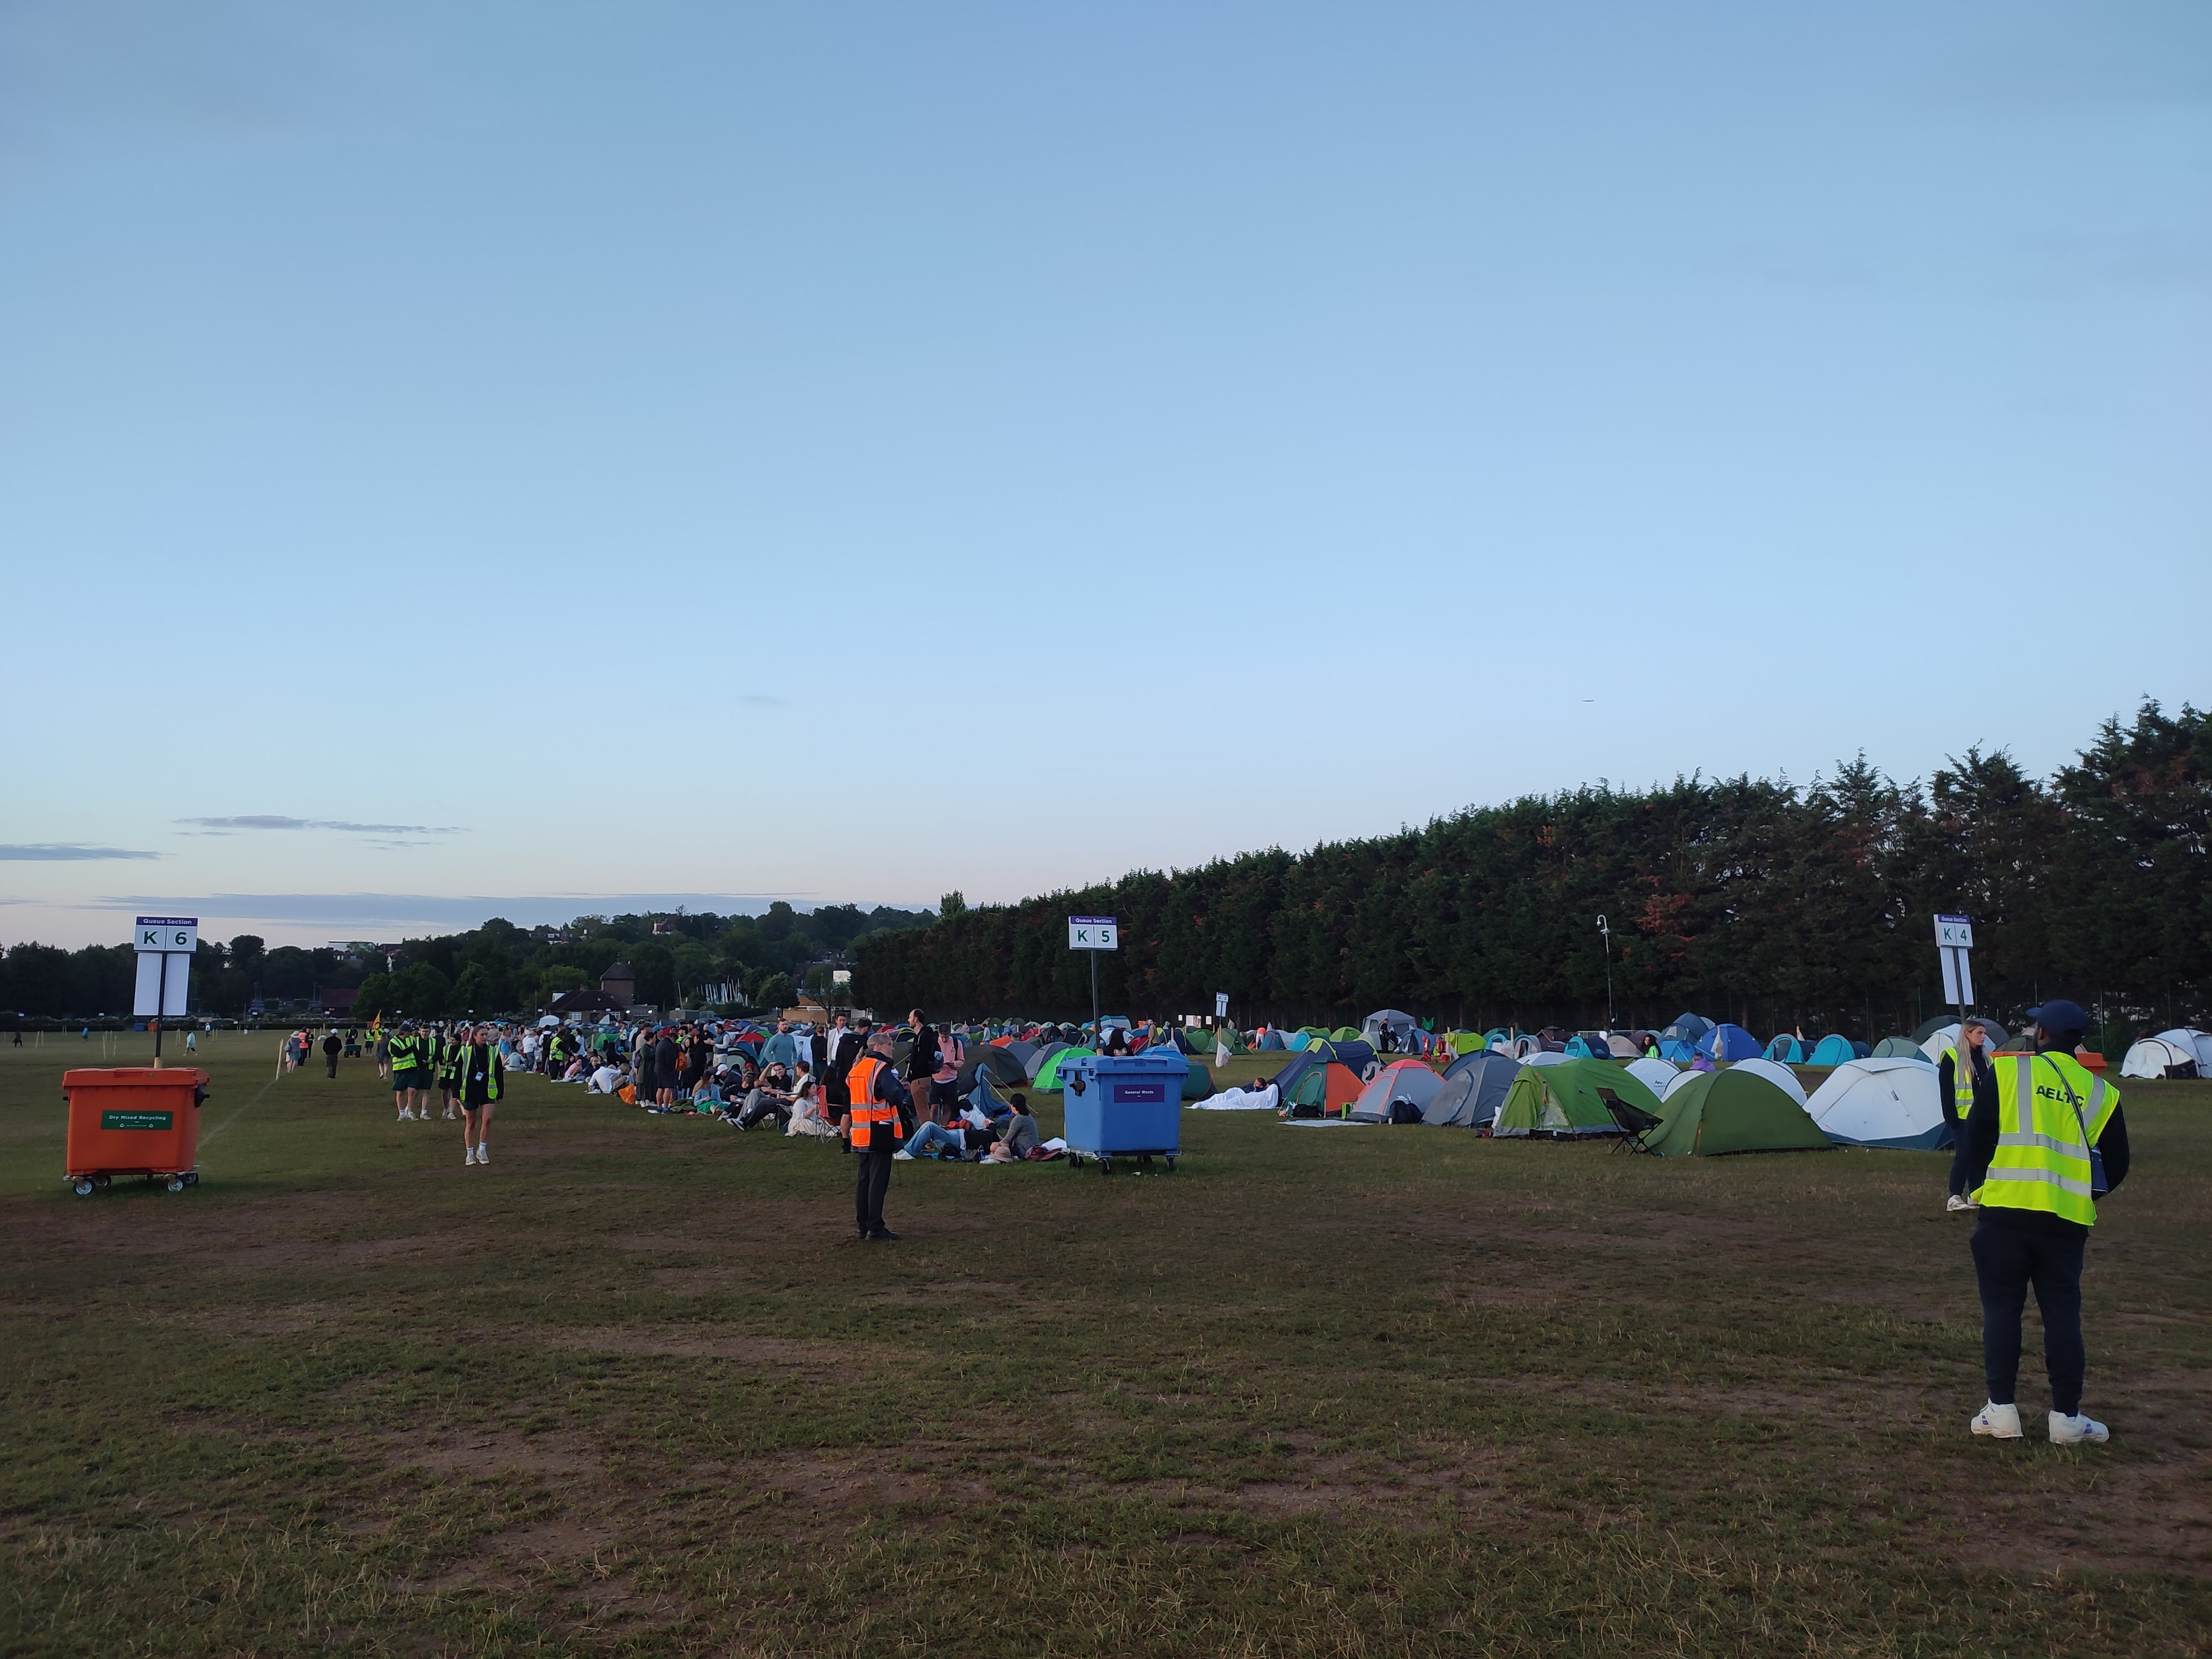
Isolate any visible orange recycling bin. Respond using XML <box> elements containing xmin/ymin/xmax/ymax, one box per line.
<box><xmin>62</xmin><ymin>1067</ymin><xmax>208</xmax><ymax>1196</ymax></box>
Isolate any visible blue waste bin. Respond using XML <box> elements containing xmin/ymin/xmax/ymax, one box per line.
<box><xmin>1060</xmin><ymin>1052</ymin><xmax>1184</xmax><ymax>1174</ymax></box>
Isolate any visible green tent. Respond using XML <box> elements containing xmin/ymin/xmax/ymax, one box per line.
<box><xmin>1329</xmin><ymin>1025</ymin><xmax>1360</xmax><ymax>1042</ymax></box>
<box><xmin>1642</xmin><ymin>1067</ymin><xmax>1831</xmax><ymax>1157</ymax></box>
<box><xmin>1493</xmin><ymin>1059</ymin><xmax>1655</xmax><ymax>1138</ymax></box>
<box><xmin>1178</xmin><ymin>1057</ymin><xmax>1216</xmax><ymax>1102</ymax></box>
<box><xmin>1032</xmin><ymin>1047</ymin><xmax>1095</xmax><ymax>1091</ymax></box>
<box><xmin>1446</xmin><ymin>1031</ymin><xmax>1487</xmax><ymax>1056</ymax></box>
<box><xmin>1297</xmin><ymin>1025</ymin><xmax>1331</xmax><ymax>1039</ymax></box>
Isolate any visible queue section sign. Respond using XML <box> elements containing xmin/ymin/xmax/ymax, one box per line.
<box><xmin>1068</xmin><ymin>916</ymin><xmax>1118</xmax><ymax>951</ymax></box>
<box><xmin>1933</xmin><ymin>912</ymin><xmax>1975</xmax><ymax>1009</ymax></box>
<box><xmin>132</xmin><ymin>915</ymin><xmax>198</xmax><ymax>1030</ymax></box>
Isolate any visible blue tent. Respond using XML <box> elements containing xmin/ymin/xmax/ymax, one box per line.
<box><xmin>1809</xmin><ymin>1034</ymin><xmax>1857</xmax><ymax>1066</ymax></box>
<box><xmin>1660</xmin><ymin>1039</ymin><xmax>1698</xmax><ymax>1063</ymax></box>
<box><xmin>1697</xmin><ymin>1023</ymin><xmax>1762</xmax><ymax>1062</ymax></box>
<box><xmin>1662</xmin><ymin>1012</ymin><xmax>1714</xmax><ymax>1044</ymax></box>
<box><xmin>1563</xmin><ymin>1035</ymin><xmax>1609</xmax><ymax>1059</ymax></box>
<box><xmin>1765</xmin><ymin>1035</ymin><xmax>1806</xmax><ymax>1064</ymax></box>
<box><xmin>1258</xmin><ymin>1029</ymin><xmax>1286</xmax><ymax>1050</ymax></box>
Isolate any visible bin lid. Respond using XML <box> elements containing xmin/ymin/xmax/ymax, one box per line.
<box><xmin>64</xmin><ymin>1067</ymin><xmax>209</xmax><ymax>1088</ymax></box>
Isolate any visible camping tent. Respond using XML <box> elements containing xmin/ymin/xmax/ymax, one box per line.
<box><xmin>1661</xmin><ymin>1013</ymin><xmax>1714</xmax><ymax>1044</ymax></box>
<box><xmin>1807</xmin><ymin>1034</ymin><xmax>1858</xmax><ymax>1066</ymax></box>
<box><xmin>1918</xmin><ymin>1021</ymin><xmax>2012</xmax><ymax>1063</ymax></box>
<box><xmin>1493</xmin><ymin>1058</ymin><xmax>1656</xmax><ymax>1139</ymax></box>
<box><xmin>1427</xmin><ymin>1052</ymin><xmax>1519</xmax><ymax>1127</ymax></box>
<box><xmin>1025</xmin><ymin>1041</ymin><xmax>1070</xmax><ymax>1081</ymax></box>
<box><xmin>1271</xmin><ymin>1048</ymin><xmax>1368</xmax><ymax>1115</ymax></box>
<box><xmin>1360</xmin><ymin>1009</ymin><xmax>1420</xmax><ymax>1051</ymax></box>
<box><xmin>2154</xmin><ymin>1029</ymin><xmax>2212</xmax><ymax>1072</ymax></box>
<box><xmin>1605</xmin><ymin>1034</ymin><xmax>1644</xmax><ymax>1059</ymax></box>
<box><xmin>1764</xmin><ymin>1035</ymin><xmax>1806</xmax><ymax>1064</ymax></box>
<box><xmin>1349</xmin><ymin>1058</ymin><xmax>1444</xmax><ymax>1121</ymax></box>
<box><xmin>1257</xmin><ymin>1029</ymin><xmax>1287</xmax><ymax>1050</ymax></box>
<box><xmin>1718</xmin><ymin>1057</ymin><xmax>1809</xmax><ymax>1105</ymax></box>
<box><xmin>1624</xmin><ymin>1057</ymin><xmax>1680</xmax><ymax>1098</ymax></box>
<box><xmin>1176</xmin><ymin>1056</ymin><xmax>1217</xmax><ymax>1101</ymax></box>
<box><xmin>1032</xmin><ymin>1047</ymin><xmax>1094</xmax><ymax>1091</ymax></box>
<box><xmin>1805</xmin><ymin>1058</ymin><xmax>1949</xmax><ymax>1150</ymax></box>
<box><xmin>1870</xmin><ymin>1037</ymin><xmax>1927</xmax><ymax>1060</ymax></box>
<box><xmin>1658</xmin><ymin>1039</ymin><xmax>1698</xmax><ymax>1063</ymax></box>
<box><xmin>2120</xmin><ymin>1034</ymin><xmax>2200</xmax><ymax>1079</ymax></box>
<box><xmin>959</xmin><ymin>1045</ymin><xmax>1031</xmax><ymax>1089</ymax></box>
<box><xmin>1562</xmin><ymin>1035</ymin><xmax>1609</xmax><ymax>1060</ymax></box>
<box><xmin>1643</xmin><ymin>1067</ymin><xmax>1830</xmax><ymax>1157</ymax></box>
<box><xmin>1001</xmin><ymin>1039</ymin><xmax>1037</xmax><ymax>1066</ymax></box>
<box><xmin>1695</xmin><ymin>1023</ymin><xmax>1762</xmax><ymax>1062</ymax></box>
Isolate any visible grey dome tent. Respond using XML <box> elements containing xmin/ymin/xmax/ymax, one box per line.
<box><xmin>960</xmin><ymin>1046</ymin><xmax>1031</xmax><ymax>1089</ymax></box>
<box><xmin>1360</xmin><ymin>1009</ymin><xmax>1420</xmax><ymax>1051</ymax></box>
<box><xmin>1025</xmin><ymin>1041</ymin><xmax>1070</xmax><ymax>1081</ymax></box>
<box><xmin>1425</xmin><ymin>1051</ymin><xmax>1517</xmax><ymax>1127</ymax></box>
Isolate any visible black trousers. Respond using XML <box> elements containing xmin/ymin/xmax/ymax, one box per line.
<box><xmin>326</xmin><ymin>1055</ymin><xmax>339</xmax><ymax>1078</ymax></box>
<box><xmin>1971</xmin><ymin>1214</ymin><xmax>2086</xmax><ymax>1416</ymax></box>
<box><xmin>854</xmin><ymin>1142</ymin><xmax>893</xmax><ymax>1234</ymax></box>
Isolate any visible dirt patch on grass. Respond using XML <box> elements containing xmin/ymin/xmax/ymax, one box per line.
<box><xmin>373</xmin><ymin>1424</ymin><xmax>602</xmax><ymax>1479</ymax></box>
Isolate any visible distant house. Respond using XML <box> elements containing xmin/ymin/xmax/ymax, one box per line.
<box><xmin>599</xmin><ymin>963</ymin><xmax>637</xmax><ymax>1009</ymax></box>
<box><xmin>319</xmin><ymin>987</ymin><xmax>359</xmax><ymax>1015</ymax></box>
<box><xmin>550</xmin><ymin>989</ymin><xmax>620</xmax><ymax>1018</ymax></box>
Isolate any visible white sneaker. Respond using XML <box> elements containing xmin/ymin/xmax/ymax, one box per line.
<box><xmin>2049</xmin><ymin>1411</ymin><xmax>2109</xmax><ymax>1446</ymax></box>
<box><xmin>399</xmin><ymin>1109</ymin><xmax>415</xmax><ymax>1121</ymax></box>
<box><xmin>474</xmin><ymin>1145</ymin><xmax>488</xmax><ymax>1164</ymax></box>
<box><xmin>463</xmin><ymin>1147</ymin><xmax>475</xmax><ymax>1166</ymax></box>
<box><xmin>1971</xmin><ymin>1402</ymin><xmax>2023</xmax><ymax>1439</ymax></box>
<box><xmin>891</xmin><ymin>1150</ymin><xmax>914</xmax><ymax>1161</ymax></box>
<box><xmin>1945</xmin><ymin>1194</ymin><xmax>1970</xmax><ymax>1212</ymax></box>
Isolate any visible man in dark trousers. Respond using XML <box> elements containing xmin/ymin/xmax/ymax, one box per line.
<box><xmin>322</xmin><ymin>1029</ymin><xmax>343</xmax><ymax>1078</ymax></box>
<box><xmin>839</xmin><ymin>1034</ymin><xmax>908</xmax><ymax>1240</ymax></box>
<box><xmin>1957</xmin><ymin>999</ymin><xmax>2129</xmax><ymax>1446</ymax></box>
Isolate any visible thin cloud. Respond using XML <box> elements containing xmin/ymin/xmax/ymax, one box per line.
<box><xmin>175</xmin><ymin>816</ymin><xmax>464</xmax><ymax>835</ymax></box>
<box><xmin>740</xmin><ymin>695</ymin><xmax>788</xmax><ymax>709</ymax></box>
<box><xmin>0</xmin><ymin>843</ymin><xmax>163</xmax><ymax>861</ymax></box>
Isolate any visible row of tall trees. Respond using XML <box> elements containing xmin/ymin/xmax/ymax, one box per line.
<box><xmin>1</xmin><ymin>903</ymin><xmax>932</xmax><ymax>1021</ymax></box>
<box><xmin>854</xmin><ymin>702</ymin><xmax>2210</xmax><ymax>1042</ymax></box>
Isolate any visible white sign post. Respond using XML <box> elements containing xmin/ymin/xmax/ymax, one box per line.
<box><xmin>1933</xmin><ymin>913</ymin><xmax>1975</xmax><ymax>1032</ymax></box>
<box><xmin>1214</xmin><ymin>992</ymin><xmax>1229</xmax><ymax>1020</ymax></box>
<box><xmin>133</xmin><ymin>915</ymin><xmax>199</xmax><ymax>1064</ymax></box>
<box><xmin>1068</xmin><ymin>915</ymin><xmax>1117</xmax><ymax>1034</ymax></box>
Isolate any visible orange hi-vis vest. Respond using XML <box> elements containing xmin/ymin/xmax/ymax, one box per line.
<box><xmin>845</xmin><ymin>1056</ymin><xmax>903</xmax><ymax>1148</ymax></box>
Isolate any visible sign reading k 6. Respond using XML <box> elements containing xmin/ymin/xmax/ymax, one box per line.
<box><xmin>1068</xmin><ymin>915</ymin><xmax>1119</xmax><ymax>951</ymax></box>
<box><xmin>135</xmin><ymin>916</ymin><xmax>199</xmax><ymax>954</ymax></box>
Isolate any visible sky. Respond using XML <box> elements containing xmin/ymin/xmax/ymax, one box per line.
<box><xmin>2</xmin><ymin>1</ymin><xmax>2207</xmax><ymax>951</ymax></box>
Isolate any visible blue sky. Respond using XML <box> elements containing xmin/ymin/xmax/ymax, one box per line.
<box><xmin>3</xmin><ymin>1</ymin><xmax>2206</xmax><ymax>950</ymax></box>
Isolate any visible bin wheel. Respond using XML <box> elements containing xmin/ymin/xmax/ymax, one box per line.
<box><xmin>182</xmin><ymin>1172</ymin><xmax>198</xmax><ymax>1187</ymax></box>
<box><xmin>165</xmin><ymin>1176</ymin><xmax>185</xmax><ymax>1193</ymax></box>
<box><xmin>93</xmin><ymin>1174</ymin><xmax>112</xmax><ymax>1190</ymax></box>
<box><xmin>1137</xmin><ymin>1155</ymin><xmax>1154</xmax><ymax>1172</ymax></box>
<box><xmin>72</xmin><ymin>1178</ymin><xmax>94</xmax><ymax>1197</ymax></box>
<box><xmin>1165</xmin><ymin>1156</ymin><xmax>1177</xmax><ymax>1172</ymax></box>
<box><xmin>1098</xmin><ymin>1156</ymin><xmax>1113</xmax><ymax>1176</ymax></box>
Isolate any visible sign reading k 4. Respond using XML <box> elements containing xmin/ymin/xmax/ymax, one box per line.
<box><xmin>135</xmin><ymin>916</ymin><xmax>199</xmax><ymax>954</ymax></box>
<box><xmin>1933</xmin><ymin>914</ymin><xmax>1974</xmax><ymax>950</ymax></box>
<box><xmin>1068</xmin><ymin>915</ymin><xmax>1119</xmax><ymax>952</ymax></box>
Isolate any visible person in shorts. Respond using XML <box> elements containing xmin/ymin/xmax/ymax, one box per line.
<box><xmin>389</xmin><ymin>1021</ymin><xmax>425</xmax><ymax>1120</ymax></box>
<box><xmin>458</xmin><ymin>1024</ymin><xmax>505</xmax><ymax>1166</ymax></box>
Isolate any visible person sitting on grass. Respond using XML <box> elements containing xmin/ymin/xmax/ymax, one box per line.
<box><xmin>985</xmin><ymin>1094</ymin><xmax>1042</xmax><ymax>1162</ymax></box>
<box><xmin>587</xmin><ymin>1060</ymin><xmax>627</xmax><ymax>1094</ymax></box>
<box><xmin>729</xmin><ymin>1062</ymin><xmax>794</xmax><ymax>1130</ymax></box>
<box><xmin>785</xmin><ymin>1071</ymin><xmax>840</xmax><ymax>1138</ymax></box>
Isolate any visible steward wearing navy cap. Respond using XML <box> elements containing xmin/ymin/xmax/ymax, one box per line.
<box><xmin>1956</xmin><ymin>999</ymin><xmax>2131</xmax><ymax>1447</ymax></box>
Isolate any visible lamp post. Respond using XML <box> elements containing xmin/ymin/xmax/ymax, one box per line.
<box><xmin>1596</xmin><ymin>915</ymin><xmax>1614</xmax><ymax>1030</ymax></box>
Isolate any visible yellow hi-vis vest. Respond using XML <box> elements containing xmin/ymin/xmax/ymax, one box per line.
<box><xmin>1974</xmin><ymin>1051</ymin><xmax>2119</xmax><ymax>1227</ymax></box>
<box><xmin>1942</xmin><ymin>1045</ymin><xmax>1978</xmax><ymax>1118</ymax></box>
<box><xmin>390</xmin><ymin>1034</ymin><xmax>420</xmax><ymax>1070</ymax></box>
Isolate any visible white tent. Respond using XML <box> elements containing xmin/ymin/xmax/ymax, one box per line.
<box><xmin>1806</xmin><ymin>1058</ymin><xmax>1949</xmax><ymax>1150</ymax></box>
<box><xmin>2158</xmin><ymin>1028</ymin><xmax>2212</xmax><ymax>1072</ymax></box>
<box><xmin>1349</xmin><ymin>1059</ymin><xmax>1446</xmax><ymax>1121</ymax></box>
<box><xmin>1624</xmin><ymin>1057</ymin><xmax>1679</xmax><ymax>1097</ymax></box>
<box><xmin>2121</xmin><ymin>1034</ymin><xmax>2200</xmax><ymax>1079</ymax></box>
<box><xmin>1524</xmin><ymin>1050</ymin><xmax>1572</xmax><ymax>1070</ymax></box>
<box><xmin>1721</xmin><ymin>1057</ymin><xmax>1809</xmax><ymax>1107</ymax></box>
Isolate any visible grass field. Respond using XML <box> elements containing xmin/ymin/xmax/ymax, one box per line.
<box><xmin>3</xmin><ymin>1030</ymin><xmax>2209</xmax><ymax>1657</ymax></box>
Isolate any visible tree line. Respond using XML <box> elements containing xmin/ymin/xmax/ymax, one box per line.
<box><xmin>0</xmin><ymin>902</ymin><xmax>932</xmax><ymax>1022</ymax></box>
<box><xmin>853</xmin><ymin>701</ymin><xmax>2210</xmax><ymax>1049</ymax></box>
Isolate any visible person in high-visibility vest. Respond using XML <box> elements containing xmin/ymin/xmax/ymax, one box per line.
<box><xmin>839</xmin><ymin>1034</ymin><xmax>910</xmax><ymax>1241</ymax></box>
<box><xmin>1958</xmin><ymin>999</ymin><xmax>2130</xmax><ymax>1446</ymax></box>
<box><xmin>458</xmin><ymin>1023</ymin><xmax>505</xmax><ymax>1167</ymax></box>
<box><xmin>388</xmin><ymin>1022</ymin><xmax>425</xmax><ymax>1120</ymax></box>
<box><xmin>435</xmin><ymin>1025</ymin><xmax>465</xmax><ymax>1121</ymax></box>
<box><xmin>1940</xmin><ymin>1019</ymin><xmax>1994</xmax><ymax>1212</ymax></box>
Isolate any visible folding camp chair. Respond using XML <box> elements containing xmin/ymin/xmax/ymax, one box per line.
<box><xmin>1597</xmin><ymin>1086</ymin><xmax>1663</xmax><ymax>1154</ymax></box>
